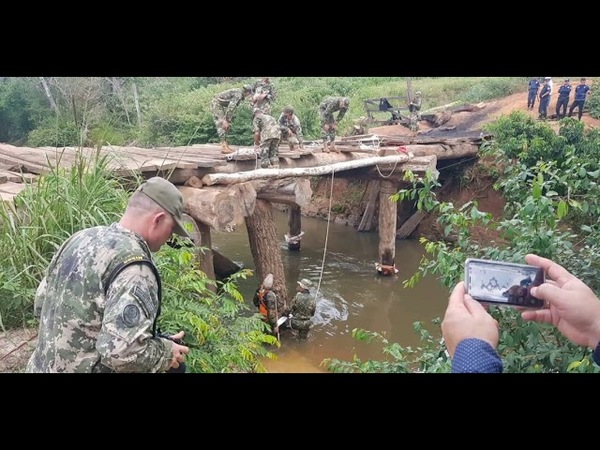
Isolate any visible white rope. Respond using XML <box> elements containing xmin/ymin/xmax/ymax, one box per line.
<box><xmin>315</xmin><ymin>166</ymin><xmax>335</xmax><ymax>300</ymax></box>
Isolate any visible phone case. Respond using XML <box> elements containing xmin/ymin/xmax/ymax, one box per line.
<box><xmin>464</xmin><ymin>258</ymin><xmax>545</xmax><ymax>309</ymax></box>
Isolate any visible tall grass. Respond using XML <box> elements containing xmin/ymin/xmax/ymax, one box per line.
<box><xmin>0</xmin><ymin>151</ymin><xmax>130</xmax><ymax>329</ymax></box>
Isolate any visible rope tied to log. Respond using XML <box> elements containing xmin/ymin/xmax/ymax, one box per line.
<box><xmin>315</xmin><ymin>165</ymin><xmax>335</xmax><ymax>301</ymax></box>
<box><xmin>284</xmin><ymin>231</ymin><xmax>305</xmax><ymax>244</ymax></box>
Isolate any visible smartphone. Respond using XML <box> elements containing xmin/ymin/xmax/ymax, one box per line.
<box><xmin>464</xmin><ymin>258</ymin><xmax>545</xmax><ymax>309</ymax></box>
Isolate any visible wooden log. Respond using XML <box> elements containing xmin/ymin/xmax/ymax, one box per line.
<box><xmin>396</xmin><ymin>210</ymin><xmax>428</xmax><ymax>239</ymax></box>
<box><xmin>212</xmin><ymin>248</ymin><xmax>242</xmax><ymax>280</ymax></box>
<box><xmin>184</xmin><ymin>176</ymin><xmax>203</xmax><ymax>188</ymax></box>
<box><xmin>179</xmin><ymin>186</ymin><xmax>249</xmax><ymax>233</ymax></box>
<box><xmin>252</xmin><ymin>178</ymin><xmax>312</xmax><ymax>207</ymax></box>
<box><xmin>245</xmin><ymin>199</ymin><xmax>289</xmax><ymax>318</ymax></box>
<box><xmin>287</xmin><ymin>204</ymin><xmax>302</xmax><ymax>251</ymax></box>
<box><xmin>364</xmin><ymin>155</ymin><xmax>438</xmax><ymax>180</ymax></box>
<box><xmin>201</xmin><ymin>154</ymin><xmax>413</xmax><ymax>186</ymax></box>
<box><xmin>377</xmin><ymin>180</ymin><xmax>398</xmax><ymax>276</ymax></box>
<box><xmin>357</xmin><ymin>180</ymin><xmax>380</xmax><ymax>232</ymax></box>
<box><xmin>197</xmin><ymin>222</ymin><xmax>216</xmax><ymax>291</ymax></box>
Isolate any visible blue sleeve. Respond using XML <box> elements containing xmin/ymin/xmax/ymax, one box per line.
<box><xmin>593</xmin><ymin>342</ymin><xmax>600</xmax><ymax>366</ymax></box>
<box><xmin>451</xmin><ymin>338</ymin><xmax>503</xmax><ymax>373</ymax></box>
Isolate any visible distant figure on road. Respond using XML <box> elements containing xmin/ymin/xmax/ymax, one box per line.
<box><xmin>538</xmin><ymin>79</ymin><xmax>551</xmax><ymax>120</ymax></box>
<box><xmin>555</xmin><ymin>79</ymin><xmax>572</xmax><ymax>119</ymax></box>
<box><xmin>527</xmin><ymin>77</ymin><xmax>540</xmax><ymax>110</ymax></box>
<box><xmin>408</xmin><ymin>91</ymin><xmax>423</xmax><ymax>132</ymax></box>
<box><xmin>568</xmin><ymin>78</ymin><xmax>592</xmax><ymax>120</ymax></box>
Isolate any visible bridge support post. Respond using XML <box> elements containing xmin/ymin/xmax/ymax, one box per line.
<box><xmin>196</xmin><ymin>222</ymin><xmax>217</xmax><ymax>293</ymax></box>
<box><xmin>285</xmin><ymin>204</ymin><xmax>303</xmax><ymax>251</ymax></box>
<box><xmin>376</xmin><ymin>180</ymin><xmax>399</xmax><ymax>276</ymax></box>
<box><xmin>245</xmin><ymin>199</ymin><xmax>289</xmax><ymax>316</ymax></box>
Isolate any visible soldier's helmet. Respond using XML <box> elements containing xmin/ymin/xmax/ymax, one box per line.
<box><xmin>297</xmin><ymin>278</ymin><xmax>313</xmax><ymax>290</ymax></box>
<box><xmin>263</xmin><ymin>274</ymin><xmax>274</xmax><ymax>289</ymax></box>
<box><xmin>283</xmin><ymin>105</ymin><xmax>294</xmax><ymax>114</ymax></box>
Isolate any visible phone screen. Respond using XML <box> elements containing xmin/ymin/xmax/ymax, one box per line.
<box><xmin>465</xmin><ymin>258</ymin><xmax>545</xmax><ymax>308</ymax></box>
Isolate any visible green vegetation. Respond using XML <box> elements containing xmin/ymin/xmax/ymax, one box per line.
<box><xmin>325</xmin><ymin>113</ymin><xmax>600</xmax><ymax>373</ymax></box>
<box><xmin>3</xmin><ymin>77</ymin><xmax>600</xmax><ymax>372</ymax></box>
<box><xmin>0</xmin><ymin>154</ymin><xmax>276</xmax><ymax>372</ymax></box>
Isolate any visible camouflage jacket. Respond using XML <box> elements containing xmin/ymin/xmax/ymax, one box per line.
<box><xmin>253</xmin><ymin>113</ymin><xmax>281</xmax><ymax>142</ymax></box>
<box><xmin>278</xmin><ymin>112</ymin><xmax>303</xmax><ymax>136</ymax></box>
<box><xmin>253</xmin><ymin>80</ymin><xmax>276</xmax><ymax>103</ymax></box>
<box><xmin>213</xmin><ymin>88</ymin><xmax>246</xmax><ymax>122</ymax></box>
<box><xmin>26</xmin><ymin>223</ymin><xmax>173</xmax><ymax>373</ymax></box>
<box><xmin>288</xmin><ymin>291</ymin><xmax>316</xmax><ymax>321</ymax></box>
<box><xmin>319</xmin><ymin>96</ymin><xmax>348</xmax><ymax>123</ymax></box>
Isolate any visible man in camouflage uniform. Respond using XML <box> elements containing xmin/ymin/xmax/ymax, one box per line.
<box><xmin>25</xmin><ymin>177</ymin><xmax>192</xmax><ymax>373</ymax></box>
<box><xmin>278</xmin><ymin>105</ymin><xmax>304</xmax><ymax>151</ymax></box>
<box><xmin>251</xmin><ymin>77</ymin><xmax>276</xmax><ymax>114</ymax></box>
<box><xmin>252</xmin><ymin>274</ymin><xmax>279</xmax><ymax>334</ymax></box>
<box><xmin>253</xmin><ymin>107</ymin><xmax>281</xmax><ymax>169</ymax></box>
<box><xmin>210</xmin><ymin>84</ymin><xmax>254</xmax><ymax>154</ymax></box>
<box><xmin>319</xmin><ymin>96</ymin><xmax>350</xmax><ymax>153</ymax></box>
<box><xmin>284</xmin><ymin>278</ymin><xmax>317</xmax><ymax>339</ymax></box>
<box><xmin>408</xmin><ymin>91</ymin><xmax>422</xmax><ymax>132</ymax></box>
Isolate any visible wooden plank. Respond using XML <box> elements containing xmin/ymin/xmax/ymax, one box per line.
<box><xmin>0</xmin><ymin>181</ymin><xmax>29</xmax><ymax>195</ymax></box>
<box><xmin>396</xmin><ymin>210</ymin><xmax>428</xmax><ymax>239</ymax></box>
<box><xmin>0</xmin><ymin>192</ymin><xmax>16</xmax><ymax>202</ymax></box>
<box><xmin>0</xmin><ymin>152</ymin><xmax>50</xmax><ymax>174</ymax></box>
<box><xmin>357</xmin><ymin>180</ymin><xmax>380</xmax><ymax>232</ymax></box>
<box><xmin>0</xmin><ymin>170</ymin><xmax>36</xmax><ymax>183</ymax></box>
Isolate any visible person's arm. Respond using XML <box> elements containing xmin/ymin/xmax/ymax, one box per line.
<box><xmin>97</xmin><ymin>264</ymin><xmax>174</xmax><ymax>373</ymax></box>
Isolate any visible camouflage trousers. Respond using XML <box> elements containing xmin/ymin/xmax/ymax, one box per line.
<box><xmin>320</xmin><ymin>117</ymin><xmax>337</xmax><ymax>143</ymax></box>
<box><xmin>259</xmin><ymin>138</ymin><xmax>280</xmax><ymax>168</ymax></box>
<box><xmin>289</xmin><ymin>317</ymin><xmax>311</xmax><ymax>339</ymax></box>
<box><xmin>409</xmin><ymin>111</ymin><xmax>419</xmax><ymax>132</ymax></box>
<box><xmin>281</xmin><ymin>127</ymin><xmax>303</xmax><ymax>145</ymax></box>
<box><xmin>210</xmin><ymin>99</ymin><xmax>229</xmax><ymax>139</ymax></box>
<box><xmin>253</xmin><ymin>100</ymin><xmax>272</xmax><ymax>115</ymax></box>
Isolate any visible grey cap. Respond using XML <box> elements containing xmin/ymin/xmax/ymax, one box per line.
<box><xmin>263</xmin><ymin>274</ymin><xmax>274</xmax><ymax>289</ymax></box>
<box><xmin>136</xmin><ymin>177</ymin><xmax>192</xmax><ymax>239</ymax></box>
<box><xmin>297</xmin><ymin>278</ymin><xmax>313</xmax><ymax>290</ymax></box>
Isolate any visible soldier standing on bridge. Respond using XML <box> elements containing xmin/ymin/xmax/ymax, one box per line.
<box><xmin>319</xmin><ymin>96</ymin><xmax>350</xmax><ymax>153</ymax></box>
<box><xmin>253</xmin><ymin>108</ymin><xmax>282</xmax><ymax>169</ymax></box>
<box><xmin>278</xmin><ymin>105</ymin><xmax>304</xmax><ymax>151</ymax></box>
<box><xmin>251</xmin><ymin>77</ymin><xmax>277</xmax><ymax>114</ymax></box>
<box><xmin>408</xmin><ymin>91</ymin><xmax>422</xmax><ymax>132</ymax></box>
<box><xmin>210</xmin><ymin>84</ymin><xmax>254</xmax><ymax>154</ymax></box>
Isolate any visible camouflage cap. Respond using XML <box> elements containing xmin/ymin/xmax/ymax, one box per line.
<box><xmin>342</xmin><ymin>97</ymin><xmax>350</xmax><ymax>107</ymax></box>
<box><xmin>415</xmin><ymin>91</ymin><xmax>422</xmax><ymax>96</ymax></box>
<box><xmin>283</xmin><ymin>105</ymin><xmax>294</xmax><ymax>114</ymax></box>
<box><xmin>243</xmin><ymin>84</ymin><xmax>254</xmax><ymax>92</ymax></box>
<box><xmin>137</xmin><ymin>177</ymin><xmax>192</xmax><ymax>239</ymax></box>
<box><xmin>297</xmin><ymin>278</ymin><xmax>313</xmax><ymax>290</ymax></box>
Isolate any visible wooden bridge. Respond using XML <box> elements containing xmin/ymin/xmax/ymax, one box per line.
<box><xmin>0</xmin><ymin>133</ymin><xmax>484</xmax><ymax>319</ymax></box>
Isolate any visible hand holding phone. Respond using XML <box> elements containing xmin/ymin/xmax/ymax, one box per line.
<box><xmin>465</xmin><ymin>258</ymin><xmax>545</xmax><ymax>309</ymax></box>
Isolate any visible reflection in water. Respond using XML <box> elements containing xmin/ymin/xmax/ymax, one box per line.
<box><xmin>211</xmin><ymin>209</ymin><xmax>449</xmax><ymax>373</ymax></box>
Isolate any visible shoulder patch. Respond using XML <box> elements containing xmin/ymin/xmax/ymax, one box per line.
<box><xmin>131</xmin><ymin>285</ymin><xmax>155</xmax><ymax>318</ymax></box>
<box><xmin>122</xmin><ymin>304</ymin><xmax>141</xmax><ymax>327</ymax></box>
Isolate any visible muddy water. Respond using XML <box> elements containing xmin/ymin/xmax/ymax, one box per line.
<box><xmin>211</xmin><ymin>209</ymin><xmax>449</xmax><ymax>373</ymax></box>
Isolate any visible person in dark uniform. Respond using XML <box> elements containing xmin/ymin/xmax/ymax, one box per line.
<box><xmin>538</xmin><ymin>79</ymin><xmax>551</xmax><ymax>120</ymax></box>
<box><xmin>555</xmin><ymin>79</ymin><xmax>572</xmax><ymax>119</ymax></box>
<box><xmin>568</xmin><ymin>78</ymin><xmax>592</xmax><ymax>120</ymax></box>
<box><xmin>527</xmin><ymin>78</ymin><xmax>541</xmax><ymax>110</ymax></box>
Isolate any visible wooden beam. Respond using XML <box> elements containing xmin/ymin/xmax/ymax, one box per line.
<box><xmin>201</xmin><ymin>154</ymin><xmax>413</xmax><ymax>186</ymax></box>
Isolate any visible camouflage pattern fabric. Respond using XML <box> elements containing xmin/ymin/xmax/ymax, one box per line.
<box><xmin>253</xmin><ymin>113</ymin><xmax>281</xmax><ymax>168</ymax></box>
<box><xmin>263</xmin><ymin>290</ymin><xmax>279</xmax><ymax>329</ymax></box>
<box><xmin>287</xmin><ymin>291</ymin><xmax>316</xmax><ymax>338</ymax></box>
<box><xmin>252</xmin><ymin>79</ymin><xmax>277</xmax><ymax>114</ymax></box>
<box><xmin>26</xmin><ymin>223</ymin><xmax>173</xmax><ymax>373</ymax></box>
<box><xmin>210</xmin><ymin>88</ymin><xmax>247</xmax><ymax>138</ymax></box>
<box><xmin>319</xmin><ymin>96</ymin><xmax>348</xmax><ymax>143</ymax></box>
<box><xmin>408</xmin><ymin>94</ymin><xmax>422</xmax><ymax>132</ymax></box>
<box><xmin>278</xmin><ymin>112</ymin><xmax>303</xmax><ymax>143</ymax></box>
